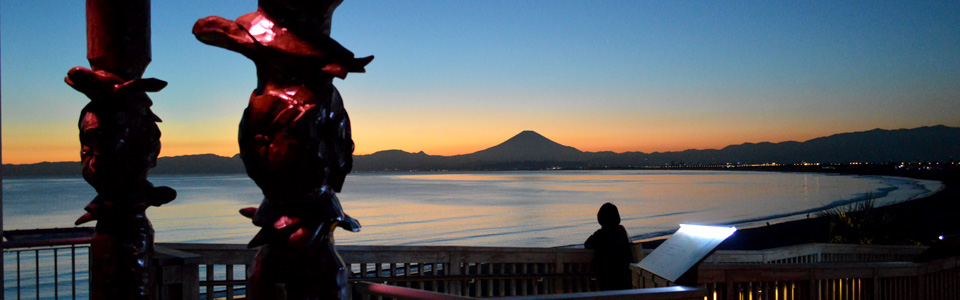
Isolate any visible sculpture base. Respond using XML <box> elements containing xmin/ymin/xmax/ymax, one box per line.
<box><xmin>248</xmin><ymin>230</ymin><xmax>348</xmax><ymax>300</ymax></box>
<box><xmin>89</xmin><ymin>218</ymin><xmax>155</xmax><ymax>300</ymax></box>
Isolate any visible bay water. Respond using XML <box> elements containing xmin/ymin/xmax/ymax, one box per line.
<box><xmin>4</xmin><ymin>170</ymin><xmax>943</xmax><ymax>246</ymax></box>
<box><xmin>2</xmin><ymin>170</ymin><xmax>943</xmax><ymax>299</ymax></box>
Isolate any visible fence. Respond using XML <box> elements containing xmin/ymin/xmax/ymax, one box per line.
<box><xmin>632</xmin><ymin>243</ymin><xmax>959</xmax><ymax>300</ymax></box>
<box><xmin>3</xmin><ymin>228</ymin><xmax>94</xmax><ymax>300</ymax></box>
<box><xmin>701</xmin><ymin>243</ymin><xmax>928</xmax><ymax>265</ymax></box>
<box><xmin>696</xmin><ymin>257</ymin><xmax>960</xmax><ymax>300</ymax></box>
<box><xmin>5</xmin><ymin>233</ymin><xmax>960</xmax><ymax>300</ymax></box>
<box><xmin>154</xmin><ymin>243</ymin><xmax>601</xmax><ymax>299</ymax></box>
<box><xmin>353</xmin><ymin>281</ymin><xmax>704</xmax><ymax>300</ymax></box>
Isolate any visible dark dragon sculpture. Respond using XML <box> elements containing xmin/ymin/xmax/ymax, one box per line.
<box><xmin>66</xmin><ymin>0</ymin><xmax>176</xmax><ymax>299</ymax></box>
<box><xmin>193</xmin><ymin>0</ymin><xmax>372</xmax><ymax>298</ymax></box>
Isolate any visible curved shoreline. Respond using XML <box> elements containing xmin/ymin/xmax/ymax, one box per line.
<box><xmin>639</xmin><ymin>166</ymin><xmax>959</xmax><ymax>250</ymax></box>
<box><xmin>631</xmin><ymin>174</ymin><xmax>942</xmax><ymax>243</ymax></box>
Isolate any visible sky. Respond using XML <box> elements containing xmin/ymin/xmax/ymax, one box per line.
<box><xmin>2</xmin><ymin>0</ymin><xmax>959</xmax><ymax>165</ymax></box>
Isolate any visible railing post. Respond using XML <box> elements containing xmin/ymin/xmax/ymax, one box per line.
<box><xmin>918</xmin><ymin>270</ymin><xmax>926</xmax><ymax>300</ymax></box>
<box><xmin>809</xmin><ymin>269</ymin><xmax>818</xmax><ymax>300</ymax></box>
<box><xmin>180</xmin><ymin>263</ymin><xmax>200</xmax><ymax>300</ymax></box>
<box><xmin>556</xmin><ymin>253</ymin><xmax>566</xmax><ymax>293</ymax></box>
<box><xmin>449</xmin><ymin>252</ymin><xmax>463</xmax><ymax>296</ymax></box>
<box><xmin>874</xmin><ymin>267</ymin><xmax>881</xmax><ymax>299</ymax></box>
<box><xmin>155</xmin><ymin>245</ymin><xmax>201</xmax><ymax>300</ymax></box>
<box><xmin>725</xmin><ymin>270</ymin><xmax>737</xmax><ymax>300</ymax></box>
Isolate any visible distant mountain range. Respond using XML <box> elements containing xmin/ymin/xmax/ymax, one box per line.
<box><xmin>4</xmin><ymin>125</ymin><xmax>959</xmax><ymax>177</ymax></box>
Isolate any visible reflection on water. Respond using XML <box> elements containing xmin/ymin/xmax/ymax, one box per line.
<box><xmin>3</xmin><ymin>171</ymin><xmax>942</xmax><ymax>248</ymax></box>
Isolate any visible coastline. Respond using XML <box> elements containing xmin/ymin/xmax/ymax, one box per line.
<box><xmin>640</xmin><ymin>165</ymin><xmax>960</xmax><ymax>250</ymax></box>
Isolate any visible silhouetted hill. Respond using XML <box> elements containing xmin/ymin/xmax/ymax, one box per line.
<box><xmin>354</xmin><ymin>126</ymin><xmax>960</xmax><ymax>171</ymax></box>
<box><xmin>4</xmin><ymin>154</ymin><xmax>245</xmax><ymax>177</ymax></box>
<box><xmin>151</xmin><ymin>154</ymin><xmax>245</xmax><ymax>174</ymax></box>
<box><xmin>461</xmin><ymin>131</ymin><xmax>584</xmax><ymax>162</ymax></box>
<box><xmin>4</xmin><ymin>125</ymin><xmax>958</xmax><ymax>175</ymax></box>
<box><xmin>2</xmin><ymin>161</ymin><xmax>80</xmax><ymax>177</ymax></box>
<box><xmin>798</xmin><ymin>126</ymin><xmax>960</xmax><ymax>163</ymax></box>
<box><xmin>610</xmin><ymin>125</ymin><xmax>960</xmax><ymax>166</ymax></box>
<box><xmin>356</xmin><ymin>150</ymin><xmax>451</xmax><ymax>171</ymax></box>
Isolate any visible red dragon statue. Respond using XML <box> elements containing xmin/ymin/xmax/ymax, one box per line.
<box><xmin>193</xmin><ymin>0</ymin><xmax>372</xmax><ymax>298</ymax></box>
<box><xmin>66</xmin><ymin>1</ymin><xmax>177</xmax><ymax>299</ymax></box>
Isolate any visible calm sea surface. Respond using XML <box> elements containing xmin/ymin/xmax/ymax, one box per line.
<box><xmin>1</xmin><ymin>170</ymin><xmax>944</xmax><ymax>299</ymax></box>
<box><xmin>3</xmin><ymin>170</ymin><xmax>942</xmax><ymax>247</ymax></box>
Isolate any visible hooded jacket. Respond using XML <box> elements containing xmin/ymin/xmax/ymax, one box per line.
<box><xmin>584</xmin><ymin>203</ymin><xmax>634</xmax><ymax>290</ymax></box>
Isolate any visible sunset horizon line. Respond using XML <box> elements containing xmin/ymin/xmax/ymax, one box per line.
<box><xmin>5</xmin><ymin>124</ymin><xmax>954</xmax><ymax>165</ymax></box>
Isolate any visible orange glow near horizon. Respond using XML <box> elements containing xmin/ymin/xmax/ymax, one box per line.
<box><xmin>2</xmin><ymin>116</ymin><xmax>952</xmax><ymax>165</ymax></box>
<box><xmin>0</xmin><ymin>130</ymin><xmax>829</xmax><ymax>165</ymax></box>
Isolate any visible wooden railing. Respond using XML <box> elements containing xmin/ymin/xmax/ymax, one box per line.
<box><xmin>154</xmin><ymin>243</ymin><xmax>601</xmax><ymax>299</ymax></box>
<box><xmin>153</xmin><ymin>242</ymin><xmax>960</xmax><ymax>300</ymax></box>
<box><xmin>153</xmin><ymin>242</ymin><xmax>952</xmax><ymax>300</ymax></box>
<box><xmin>7</xmin><ymin>238</ymin><xmax>952</xmax><ymax>300</ymax></box>
<box><xmin>343</xmin><ymin>245</ymin><xmax>599</xmax><ymax>297</ymax></box>
<box><xmin>696</xmin><ymin>257</ymin><xmax>959</xmax><ymax>300</ymax></box>
<box><xmin>353</xmin><ymin>282</ymin><xmax>704</xmax><ymax>300</ymax></box>
<box><xmin>630</xmin><ymin>243</ymin><xmax>959</xmax><ymax>300</ymax></box>
<box><xmin>701</xmin><ymin>243</ymin><xmax>927</xmax><ymax>264</ymax></box>
<box><xmin>2</xmin><ymin>227</ymin><xmax>95</xmax><ymax>300</ymax></box>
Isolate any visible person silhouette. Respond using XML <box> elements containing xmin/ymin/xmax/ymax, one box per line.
<box><xmin>584</xmin><ymin>202</ymin><xmax>634</xmax><ymax>290</ymax></box>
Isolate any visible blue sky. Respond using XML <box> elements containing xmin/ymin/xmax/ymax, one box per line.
<box><xmin>2</xmin><ymin>0</ymin><xmax>959</xmax><ymax>164</ymax></box>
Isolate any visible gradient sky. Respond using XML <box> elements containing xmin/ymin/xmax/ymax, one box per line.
<box><xmin>2</xmin><ymin>1</ymin><xmax>959</xmax><ymax>164</ymax></box>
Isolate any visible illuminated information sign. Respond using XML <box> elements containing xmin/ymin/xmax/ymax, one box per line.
<box><xmin>637</xmin><ymin>224</ymin><xmax>736</xmax><ymax>282</ymax></box>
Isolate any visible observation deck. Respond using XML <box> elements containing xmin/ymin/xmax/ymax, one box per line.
<box><xmin>3</xmin><ymin>228</ymin><xmax>958</xmax><ymax>300</ymax></box>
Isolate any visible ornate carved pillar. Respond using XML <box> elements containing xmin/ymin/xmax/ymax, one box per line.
<box><xmin>65</xmin><ymin>1</ymin><xmax>176</xmax><ymax>299</ymax></box>
<box><xmin>193</xmin><ymin>0</ymin><xmax>372</xmax><ymax>298</ymax></box>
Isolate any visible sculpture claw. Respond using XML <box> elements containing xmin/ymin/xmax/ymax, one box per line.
<box><xmin>338</xmin><ymin>215</ymin><xmax>361</xmax><ymax>232</ymax></box>
<box><xmin>75</xmin><ymin>212</ymin><xmax>95</xmax><ymax>225</ymax></box>
<box><xmin>321</xmin><ymin>64</ymin><xmax>348</xmax><ymax>79</ymax></box>
<box><xmin>116</xmin><ymin>77</ymin><xmax>167</xmax><ymax>94</ymax></box>
<box><xmin>240</xmin><ymin>207</ymin><xmax>258</xmax><ymax>219</ymax></box>
<box><xmin>248</xmin><ymin>229</ymin><xmax>269</xmax><ymax>248</ymax></box>
<box><xmin>353</xmin><ymin>55</ymin><xmax>374</xmax><ymax>70</ymax></box>
<box><xmin>148</xmin><ymin>186</ymin><xmax>177</xmax><ymax>207</ymax></box>
<box><xmin>322</xmin><ymin>55</ymin><xmax>374</xmax><ymax>79</ymax></box>
<box><xmin>65</xmin><ymin>67</ymin><xmax>119</xmax><ymax>99</ymax></box>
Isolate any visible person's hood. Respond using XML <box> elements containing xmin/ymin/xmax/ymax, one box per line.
<box><xmin>597</xmin><ymin>202</ymin><xmax>621</xmax><ymax>227</ymax></box>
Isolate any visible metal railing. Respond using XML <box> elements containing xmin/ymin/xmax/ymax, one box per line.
<box><xmin>701</xmin><ymin>243</ymin><xmax>928</xmax><ymax>265</ymax></box>
<box><xmin>154</xmin><ymin>243</ymin><xmax>246</xmax><ymax>300</ymax></box>
<box><xmin>3</xmin><ymin>228</ymin><xmax>94</xmax><ymax>300</ymax></box>
<box><xmin>154</xmin><ymin>243</ymin><xmax>602</xmax><ymax>299</ymax></box>
<box><xmin>693</xmin><ymin>257</ymin><xmax>960</xmax><ymax>300</ymax></box>
<box><xmin>341</xmin><ymin>245</ymin><xmax>599</xmax><ymax>297</ymax></box>
<box><xmin>5</xmin><ymin>228</ymin><xmax>960</xmax><ymax>300</ymax></box>
<box><xmin>631</xmin><ymin>243</ymin><xmax>960</xmax><ymax>300</ymax></box>
<box><xmin>353</xmin><ymin>281</ymin><xmax>704</xmax><ymax>300</ymax></box>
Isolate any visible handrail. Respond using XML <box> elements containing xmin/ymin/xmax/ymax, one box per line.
<box><xmin>700</xmin><ymin>257</ymin><xmax>959</xmax><ymax>282</ymax></box>
<box><xmin>696</xmin><ymin>256</ymin><xmax>960</xmax><ymax>299</ymax></box>
<box><xmin>495</xmin><ymin>286</ymin><xmax>704</xmax><ymax>300</ymax></box>
<box><xmin>355</xmin><ymin>281</ymin><xmax>475</xmax><ymax>300</ymax></box>
<box><xmin>152</xmin><ymin>242</ymin><xmax>948</xmax><ymax>300</ymax></box>
<box><xmin>354</xmin><ymin>281</ymin><xmax>705</xmax><ymax>300</ymax></box>
<box><xmin>155</xmin><ymin>243</ymin><xmax>599</xmax><ymax>299</ymax></box>
<box><xmin>2</xmin><ymin>236</ymin><xmax>955</xmax><ymax>300</ymax></box>
<box><xmin>2</xmin><ymin>227</ymin><xmax>95</xmax><ymax>249</ymax></box>
<box><xmin>703</xmin><ymin>243</ymin><xmax>927</xmax><ymax>264</ymax></box>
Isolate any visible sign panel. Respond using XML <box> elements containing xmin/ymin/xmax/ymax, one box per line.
<box><xmin>637</xmin><ymin>224</ymin><xmax>736</xmax><ymax>282</ymax></box>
